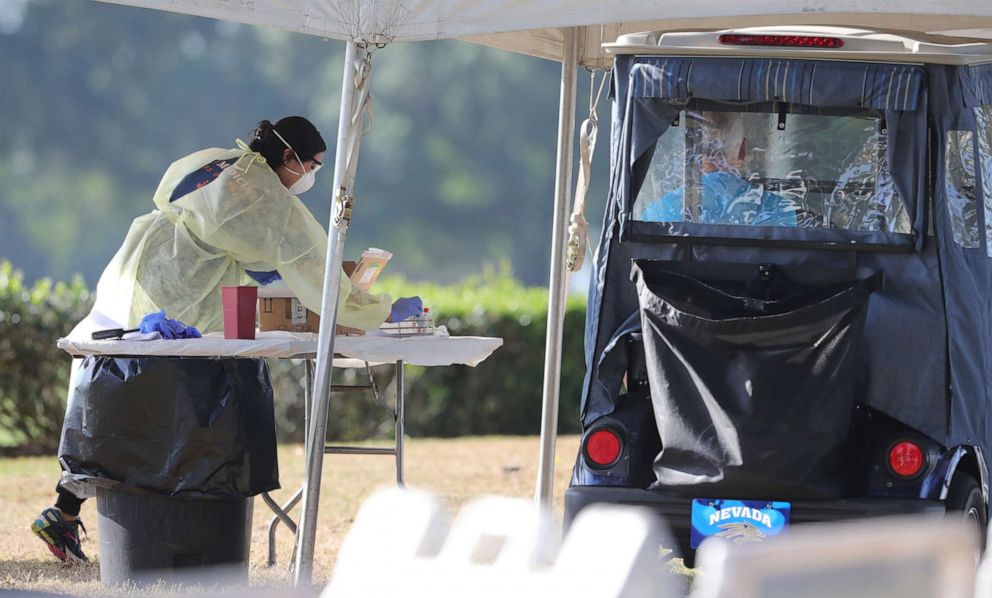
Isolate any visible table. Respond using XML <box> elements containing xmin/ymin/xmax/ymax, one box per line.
<box><xmin>58</xmin><ymin>330</ymin><xmax>503</xmax><ymax>567</ymax></box>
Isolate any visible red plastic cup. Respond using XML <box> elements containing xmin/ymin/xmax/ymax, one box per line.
<box><xmin>221</xmin><ymin>286</ymin><xmax>258</xmax><ymax>340</ymax></box>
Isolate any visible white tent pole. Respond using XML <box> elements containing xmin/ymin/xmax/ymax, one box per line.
<box><xmin>293</xmin><ymin>40</ymin><xmax>363</xmax><ymax>586</ymax></box>
<box><xmin>535</xmin><ymin>27</ymin><xmax>579</xmax><ymax>510</ymax></box>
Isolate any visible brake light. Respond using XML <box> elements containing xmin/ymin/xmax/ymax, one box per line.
<box><xmin>888</xmin><ymin>441</ymin><xmax>925</xmax><ymax>478</ymax></box>
<box><xmin>718</xmin><ymin>34</ymin><xmax>844</xmax><ymax>49</ymax></box>
<box><xmin>585</xmin><ymin>428</ymin><xmax>622</xmax><ymax>467</ymax></box>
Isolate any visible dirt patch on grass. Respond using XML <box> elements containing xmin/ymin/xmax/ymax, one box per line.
<box><xmin>0</xmin><ymin>436</ymin><xmax>583</xmax><ymax>595</ymax></box>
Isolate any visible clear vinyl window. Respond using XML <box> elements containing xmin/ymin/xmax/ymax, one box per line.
<box><xmin>944</xmin><ymin>130</ymin><xmax>980</xmax><ymax>249</ymax></box>
<box><xmin>632</xmin><ymin>108</ymin><xmax>910</xmax><ymax>233</ymax></box>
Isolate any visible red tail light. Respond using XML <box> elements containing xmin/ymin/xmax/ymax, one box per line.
<box><xmin>718</xmin><ymin>34</ymin><xmax>844</xmax><ymax>49</ymax></box>
<box><xmin>888</xmin><ymin>441</ymin><xmax>925</xmax><ymax>478</ymax></box>
<box><xmin>585</xmin><ymin>428</ymin><xmax>622</xmax><ymax>468</ymax></box>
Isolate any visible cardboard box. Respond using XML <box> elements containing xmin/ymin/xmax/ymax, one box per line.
<box><xmin>256</xmin><ymin>249</ymin><xmax>390</xmax><ymax>335</ymax></box>
<box><xmin>257</xmin><ymin>297</ymin><xmax>365</xmax><ymax>335</ymax></box>
<box><xmin>257</xmin><ymin>296</ymin><xmax>321</xmax><ymax>333</ymax></box>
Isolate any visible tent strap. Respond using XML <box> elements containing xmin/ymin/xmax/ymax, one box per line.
<box><xmin>566</xmin><ymin>70</ymin><xmax>609</xmax><ymax>272</ymax></box>
<box><xmin>335</xmin><ymin>52</ymin><xmax>375</xmax><ymax>228</ymax></box>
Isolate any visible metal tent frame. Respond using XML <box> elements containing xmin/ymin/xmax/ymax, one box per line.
<box><xmin>292</xmin><ymin>30</ymin><xmax>582</xmax><ymax>582</ymax></box>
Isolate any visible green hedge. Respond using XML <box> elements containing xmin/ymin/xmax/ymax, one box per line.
<box><xmin>0</xmin><ymin>261</ymin><xmax>92</xmax><ymax>452</ymax></box>
<box><xmin>271</xmin><ymin>263</ymin><xmax>588</xmax><ymax>442</ymax></box>
<box><xmin>0</xmin><ymin>260</ymin><xmax>587</xmax><ymax>451</ymax></box>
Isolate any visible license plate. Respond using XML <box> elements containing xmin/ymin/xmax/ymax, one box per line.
<box><xmin>690</xmin><ymin>498</ymin><xmax>791</xmax><ymax>549</ymax></box>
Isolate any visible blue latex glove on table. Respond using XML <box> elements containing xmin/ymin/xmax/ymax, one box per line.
<box><xmin>390</xmin><ymin>296</ymin><xmax>423</xmax><ymax>322</ymax></box>
<box><xmin>139</xmin><ymin>310</ymin><xmax>202</xmax><ymax>339</ymax></box>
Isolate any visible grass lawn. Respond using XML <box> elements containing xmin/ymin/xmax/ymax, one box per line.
<box><xmin>0</xmin><ymin>435</ymin><xmax>609</xmax><ymax>595</ymax></box>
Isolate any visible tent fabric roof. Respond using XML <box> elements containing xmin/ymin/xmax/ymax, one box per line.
<box><xmin>98</xmin><ymin>1</ymin><xmax>992</xmax><ymax>66</ymax></box>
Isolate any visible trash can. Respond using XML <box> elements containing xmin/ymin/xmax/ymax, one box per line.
<box><xmin>96</xmin><ymin>487</ymin><xmax>253</xmax><ymax>585</ymax></box>
<box><xmin>58</xmin><ymin>356</ymin><xmax>279</xmax><ymax>585</ymax></box>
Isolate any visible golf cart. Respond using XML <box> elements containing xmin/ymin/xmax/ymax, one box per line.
<box><xmin>566</xmin><ymin>26</ymin><xmax>992</xmax><ymax>564</ymax></box>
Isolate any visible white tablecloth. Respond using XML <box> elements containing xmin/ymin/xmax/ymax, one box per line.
<box><xmin>57</xmin><ymin>330</ymin><xmax>503</xmax><ymax>368</ymax></box>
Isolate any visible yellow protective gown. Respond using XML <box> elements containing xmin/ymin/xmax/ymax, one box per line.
<box><xmin>87</xmin><ymin>145</ymin><xmax>391</xmax><ymax>334</ymax></box>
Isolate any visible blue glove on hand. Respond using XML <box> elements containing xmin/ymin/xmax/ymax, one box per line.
<box><xmin>390</xmin><ymin>296</ymin><xmax>423</xmax><ymax>322</ymax></box>
<box><xmin>245</xmin><ymin>269</ymin><xmax>282</xmax><ymax>285</ymax></box>
<box><xmin>139</xmin><ymin>310</ymin><xmax>202</xmax><ymax>339</ymax></box>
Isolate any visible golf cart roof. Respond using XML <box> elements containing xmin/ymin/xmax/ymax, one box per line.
<box><xmin>605</xmin><ymin>26</ymin><xmax>992</xmax><ymax>65</ymax></box>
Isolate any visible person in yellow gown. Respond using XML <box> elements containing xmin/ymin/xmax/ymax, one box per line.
<box><xmin>71</xmin><ymin>115</ymin><xmax>409</xmax><ymax>337</ymax></box>
<box><xmin>33</xmin><ymin>116</ymin><xmax>420</xmax><ymax>563</ymax></box>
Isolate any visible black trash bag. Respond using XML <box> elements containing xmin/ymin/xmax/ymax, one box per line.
<box><xmin>632</xmin><ymin>260</ymin><xmax>882</xmax><ymax>498</ymax></box>
<box><xmin>58</xmin><ymin>356</ymin><xmax>279</xmax><ymax>499</ymax></box>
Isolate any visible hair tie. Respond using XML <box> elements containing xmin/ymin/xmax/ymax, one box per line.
<box><xmin>252</xmin><ymin>120</ymin><xmax>273</xmax><ymax>142</ymax></box>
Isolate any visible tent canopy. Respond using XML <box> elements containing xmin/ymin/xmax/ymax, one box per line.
<box><xmin>98</xmin><ymin>0</ymin><xmax>992</xmax><ymax>66</ymax></box>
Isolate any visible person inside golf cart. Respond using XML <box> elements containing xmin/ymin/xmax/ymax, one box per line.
<box><xmin>639</xmin><ymin>110</ymin><xmax>798</xmax><ymax>227</ymax></box>
<box><xmin>634</xmin><ymin>107</ymin><xmax>911</xmax><ymax>233</ymax></box>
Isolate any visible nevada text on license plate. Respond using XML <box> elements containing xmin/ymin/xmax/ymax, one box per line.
<box><xmin>690</xmin><ymin>499</ymin><xmax>791</xmax><ymax>549</ymax></box>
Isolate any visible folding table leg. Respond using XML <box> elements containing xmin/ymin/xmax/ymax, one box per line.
<box><xmin>264</xmin><ymin>489</ymin><xmax>303</xmax><ymax>566</ymax></box>
<box><xmin>395</xmin><ymin>360</ymin><xmax>405</xmax><ymax>486</ymax></box>
<box><xmin>303</xmin><ymin>359</ymin><xmax>313</xmax><ymax>455</ymax></box>
<box><xmin>264</xmin><ymin>359</ymin><xmax>315</xmax><ymax>567</ymax></box>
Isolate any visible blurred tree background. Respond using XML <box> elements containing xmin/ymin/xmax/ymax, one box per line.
<box><xmin>0</xmin><ymin>0</ymin><xmax>610</xmax><ymax>289</ymax></box>
<box><xmin>0</xmin><ymin>259</ymin><xmax>588</xmax><ymax>452</ymax></box>
<box><xmin>0</xmin><ymin>0</ymin><xmax>612</xmax><ymax>450</ymax></box>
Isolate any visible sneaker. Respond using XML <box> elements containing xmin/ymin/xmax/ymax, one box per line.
<box><xmin>31</xmin><ymin>507</ymin><xmax>88</xmax><ymax>563</ymax></box>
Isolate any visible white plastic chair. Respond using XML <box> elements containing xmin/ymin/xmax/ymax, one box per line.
<box><xmin>322</xmin><ymin>487</ymin><xmax>679</xmax><ymax>598</ymax></box>
<box><xmin>691</xmin><ymin>515</ymin><xmax>977</xmax><ymax>598</ymax></box>
<box><xmin>975</xmin><ymin>524</ymin><xmax>992</xmax><ymax>598</ymax></box>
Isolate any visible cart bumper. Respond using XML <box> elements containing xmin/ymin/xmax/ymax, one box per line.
<box><xmin>564</xmin><ymin>486</ymin><xmax>945</xmax><ymax>557</ymax></box>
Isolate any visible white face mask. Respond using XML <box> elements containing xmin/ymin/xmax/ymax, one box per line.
<box><xmin>286</xmin><ymin>163</ymin><xmax>317</xmax><ymax>195</ymax></box>
<box><xmin>273</xmin><ymin>129</ymin><xmax>321</xmax><ymax>195</ymax></box>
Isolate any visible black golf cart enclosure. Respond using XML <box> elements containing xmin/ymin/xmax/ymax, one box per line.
<box><xmin>566</xmin><ymin>26</ymin><xmax>992</xmax><ymax>560</ymax></box>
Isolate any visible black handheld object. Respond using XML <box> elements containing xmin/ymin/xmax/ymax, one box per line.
<box><xmin>91</xmin><ymin>328</ymin><xmax>140</xmax><ymax>341</ymax></box>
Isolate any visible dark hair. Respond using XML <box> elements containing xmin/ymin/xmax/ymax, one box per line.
<box><xmin>248</xmin><ymin>116</ymin><xmax>327</xmax><ymax>171</ymax></box>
